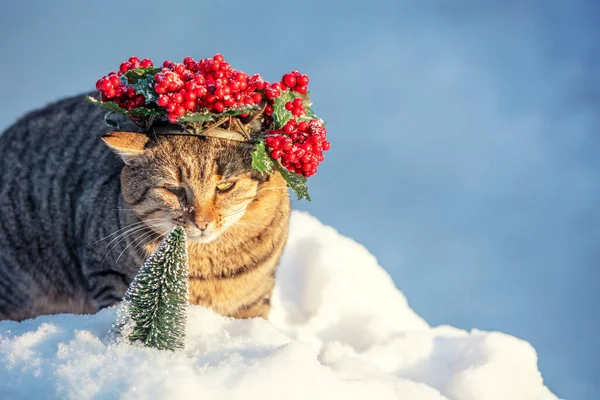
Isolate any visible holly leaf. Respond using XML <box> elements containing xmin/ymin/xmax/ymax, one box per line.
<box><xmin>275</xmin><ymin>162</ymin><xmax>311</xmax><ymax>201</ymax></box>
<box><xmin>128</xmin><ymin>106</ymin><xmax>165</xmax><ymax>117</ymax></box>
<box><xmin>251</xmin><ymin>139</ymin><xmax>311</xmax><ymax>200</ymax></box>
<box><xmin>179</xmin><ymin>113</ymin><xmax>216</xmax><ymax>123</ymax></box>
<box><xmin>124</xmin><ymin>67</ymin><xmax>161</xmax><ymax>83</ymax></box>
<box><xmin>298</xmin><ymin>92</ymin><xmax>316</xmax><ymax>120</ymax></box>
<box><xmin>86</xmin><ymin>96</ymin><xmax>129</xmax><ymax>115</ymax></box>
<box><xmin>271</xmin><ymin>91</ymin><xmax>295</xmax><ymax>129</ymax></box>
<box><xmin>130</xmin><ymin>74</ymin><xmax>157</xmax><ymax>102</ymax></box>
<box><xmin>272</xmin><ymin>91</ymin><xmax>319</xmax><ymax>128</ymax></box>
<box><xmin>251</xmin><ymin>139</ymin><xmax>275</xmax><ymax>174</ymax></box>
<box><xmin>220</xmin><ymin>106</ymin><xmax>259</xmax><ymax>117</ymax></box>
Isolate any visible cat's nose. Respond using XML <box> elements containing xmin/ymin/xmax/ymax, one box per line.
<box><xmin>194</xmin><ymin>220</ymin><xmax>209</xmax><ymax>232</ymax></box>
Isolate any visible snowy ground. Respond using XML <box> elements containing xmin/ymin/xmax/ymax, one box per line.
<box><xmin>0</xmin><ymin>212</ymin><xmax>558</xmax><ymax>400</ymax></box>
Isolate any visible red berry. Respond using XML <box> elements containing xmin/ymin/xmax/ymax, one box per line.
<box><xmin>120</xmin><ymin>62</ymin><xmax>132</xmax><ymax>73</ymax></box>
<box><xmin>175</xmin><ymin>64</ymin><xmax>185</xmax><ymax>74</ymax></box>
<box><xmin>295</xmin><ymin>85</ymin><xmax>308</xmax><ymax>94</ymax></box>
<box><xmin>101</xmin><ymin>79</ymin><xmax>113</xmax><ymax>91</ymax></box>
<box><xmin>157</xmin><ymin>96</ymin><xmax>169</xmax><ymax>107</ymax></box>
<box><xmin>173</xmin><ymin>93</ymin><xmax>184</xmax><ymax>104</ymax></box>
<box><xmin>284</xmin><ymin>124</ymin><xmax>294</xmax><ymax>134</ymax></box>
<box><xmin>214</xmin><ymin>101</ymin><xmax>225</xmax><ymax>112</ymax></box>
<box><xmin>194</xmin><ymin>87</ymin><xmax>207</xmax><ymax>96</ymax></box>
<box><xmin>282</xmin><ymin>73</ymin><xmax>297</xmax><ymax>88</ymax></box>
<box><xmin>271</xmin><ymin>150</ymin><xmax>282</xmax><ymax>159</ymax></box>
<box><xmin>251</xmin><ymin>93</ymin><xmax>263</xmax><ymax>103</ymax></box>
<box><xmin>109</xmin><ymin>75</ymin><xmax>121</xmax><ymax>87</ymax></box>
<box><xmin>297</xmin><ymin>74</ymin><xmax>309</xmax><ymax>85</ymax></box>
<box><xmin>213</xmin><ymin>54</ymin><xmax>224</xmax><ymax>63</ymax></box>
<box><xmin>285</xmin><ymin>102</ymin><xmax>294</xmax><ymax>111</ymax></box>
<box><xmin>140</xmin><ymin>58</ymin><xmax>153</xmax><ymax>68</ymax></box>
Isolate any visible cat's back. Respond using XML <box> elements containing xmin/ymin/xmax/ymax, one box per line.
<box><xmin>0</xmin><ymin>94</ymin><xmax>117</xmax><ymax>182</ymax></box>
<box><xmin>0</xmin><ymin>93</ymin><xmax>122</xmax><ymax>266</ymax></box>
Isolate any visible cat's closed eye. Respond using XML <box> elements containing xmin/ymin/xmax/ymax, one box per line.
<box><xmin>216</xmin><ymin>182</ymin><xmax>235</xmax><ymax>192</ymax></box>
<box><xmin>166</xmin><ymin>186</ymin><xmax>186</xmax><ymax>198</ymax></box>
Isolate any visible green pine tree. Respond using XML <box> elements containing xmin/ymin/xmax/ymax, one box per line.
<box><xmin>108</xmin><ymin>226</ymin><xmax>189</xmax><ymax>351</ymax></box>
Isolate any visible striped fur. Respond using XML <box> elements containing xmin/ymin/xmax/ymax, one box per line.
<box><xmin>0</xmin><ymin>94</ymin><xmax>290</xmax><ymax>321</ymax></box>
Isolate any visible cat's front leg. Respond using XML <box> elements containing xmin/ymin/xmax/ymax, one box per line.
<box><xmin>84</xmin><ymin>267</ymin><xmax>130</xmax><ymax>309</ymax></box>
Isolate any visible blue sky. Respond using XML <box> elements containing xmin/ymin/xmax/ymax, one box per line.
<box><xmin>1</xmin><ymin>1</ymin><xmax>598</xmax><ymax>398</ymax></box>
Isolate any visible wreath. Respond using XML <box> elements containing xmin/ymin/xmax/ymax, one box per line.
<box><xmin>88</xmin><ymin>54</ymin><xmax>330</xmax><ymax>200</ymax></box>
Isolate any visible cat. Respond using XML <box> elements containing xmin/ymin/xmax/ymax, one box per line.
<box><xmin>0</xmin><ymin>93</ymin><xmax>290</xmax><ymax>321</ymax></box>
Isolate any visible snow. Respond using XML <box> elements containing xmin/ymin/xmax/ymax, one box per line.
<box><xmin>0</xmin><ymin>211</ymin><xmax>558</xmax><ymax>400</ymax></box>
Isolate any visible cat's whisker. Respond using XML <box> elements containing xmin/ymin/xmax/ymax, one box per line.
<box><xmin>93</xmin><ymin>218</ymin><xmax>165</xmax><ymax>244</ymax></box>
<box><xmin>115</xmin><ymin>229</ymin><xmax>159</xmax><ymax>266</ymax></box>
<box><xmin>98</xmin><ymin>226</ymin><xmax>152</xmax><ymax>270</ymax></box>
<box><xmin>104</xmin><ymin>224</ymin><xmax>159</xmax><ymax>252</ymax></box>
<box><xmin>100</xmin><ymin>225</ymin><xmax>156</xmax><ymax>269</ymax></box>
<box><xmin>101</xmin><ymin>218</ymin><xmax>167</xmax><ymax>248</ymax></box>
<box><xmin>93</xmin><ymin>221</ymin><xmax>149</xmax><ymax>245</ymax></box>
<box><xmin>126</xmin><ymin>230</ymin><xmax>164</xmax><ymax>266</ymax></box>
<box><xmin>224</xmin><ymin>207</ymin><xmax>246</xmax><ymax>218</ymax></box>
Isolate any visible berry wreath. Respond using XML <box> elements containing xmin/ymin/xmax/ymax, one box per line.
<box><xmin>89</xmin><ymin>54</ymin><xmax>330</xmax><ymax>201</ymax></box>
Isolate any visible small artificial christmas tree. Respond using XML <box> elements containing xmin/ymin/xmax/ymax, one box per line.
<box><xmin>108</xmin><ymin>226</ymin><xmax>189</xmax><ymax>351</ymax></box>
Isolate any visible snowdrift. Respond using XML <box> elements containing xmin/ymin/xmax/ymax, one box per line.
<box><xmin>0</xmin><ymin>212</ymin><xmax>558</xmax><ymax>400</ymax></box>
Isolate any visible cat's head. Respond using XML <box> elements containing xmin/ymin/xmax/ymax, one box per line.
<box><xmin>102</xmin><ymin>131</ymin><xmax>271</xmax><ymax>243</ymax></box>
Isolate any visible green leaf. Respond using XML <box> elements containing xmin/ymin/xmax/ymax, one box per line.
<box><xmin>130</xmin><ymin>74</ymin><xmax>158</xmax><ymax>103</ymax></box>
<box><xmin>298</xmin><ymin>91</ymin><xmax>316</xmax><ymax>120</ymax></box>
<box><xmin>271</xmin><ymin>91</ymin><xmax>295</xmax><ymax>129</ymax></box>
<box><xmin>124</xmin><ymin>67</ymin><xmax>162</xmax><ymax>83</ymax></box>
<box><xmin>86</xmin><ymin>96</ymin><xmax>129</xmax><ymax>115</ymax></box>
<box><xmin>179</xmin><ymin>106</ymin><xmax>258</xmax><ymax>123</ymax></box>
<box><xmin>275</xmin><ymin>162</ymin><xmax>311</xmax><ymax>201</ymax></box>
<box><xmin>179</xmin><ymin>113</ymin><xmax>216</xmax><ymax>123</ymax></box>
<box><xmin>251</xmin><ymin>139</ymin><xmax>276</xmax><ymax>174</ymax></box>
<box><xmin>129</xmin><ymin>106</ymin><xmax>165</xmax><ymax>117</ymax></box>
<box><xmin>271</xmin><ymin>91</ymin><xmax>319</xmax><ymax>128</ymax></box>
<box><xmin>251</xmin><ymin>138</ymin><xmax>311</xmax><ymax>200</ymax></box>
<box><xmin>220</xmin><ymin>106</ymin><xmax>259</xmax><ymax>117</ymax></box>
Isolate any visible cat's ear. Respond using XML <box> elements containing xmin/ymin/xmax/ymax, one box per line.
<box><xmin>102</xmin><ymin>131</ymin><xmax>150</xmax><ymax>165</ymax></box>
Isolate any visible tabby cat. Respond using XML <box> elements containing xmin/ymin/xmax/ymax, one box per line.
<box><xmin>0</xmin><ymin>94</ymin><xmax>290</xmax><ymax>321</ymax></box>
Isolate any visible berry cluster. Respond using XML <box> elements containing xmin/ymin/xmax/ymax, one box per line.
<box><xmin>95</xmin><ymin>56</ymin><xmax>153</xmax><ymax>109</ymax></box>
<box><xmin>281</xmin><ymin>71</ymin><xmax>310</xmax><ymax>94</ymax></box>
<box><xmin>266</xmin><ymin>119</ymin><xmax>330</xmax><ymax>177</ymax></box>
<box><xmin>154</xmin><ymin>54</ymin><xmax>269</xmax><ymax>122</ymax></box>
<box><xmin>93</xmin><ymin>54</ymin><xmax>330</xmax><ymax>187</ymax></box>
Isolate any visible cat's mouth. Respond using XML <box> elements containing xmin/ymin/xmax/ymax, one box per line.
<box><xmin>184</xmin><ymin>228</ymin><xmax>219</xmax><ymax>244</ymax></box>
